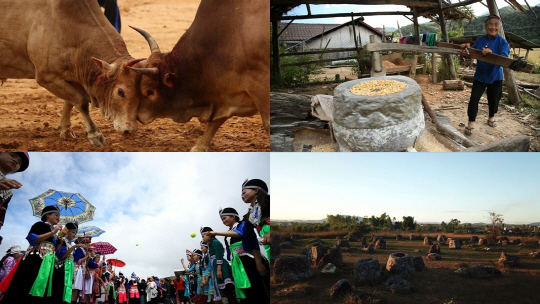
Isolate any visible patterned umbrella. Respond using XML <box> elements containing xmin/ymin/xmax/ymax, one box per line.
<box><xmin>77</xmin><ymin>226</ymin><xmax>105</xmax><ymax>238</ymax></box>
<box><xmin>107</xmin><ymin>258</ymin><xmax>126</xmax><ymax>267</ymax></box>
<box><xmin>29</xmin><ymin>189</ymin><xmax>96</xmax><ymax>225</ymax></box>
<box><xmin>93</xmin><ymin>241</ymin><xmax>117</xmax><ymax>255</ymax></box>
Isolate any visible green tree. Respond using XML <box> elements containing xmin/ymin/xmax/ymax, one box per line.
<box><xmin>449</xmin><ymin>219</ymin><xmax>461</xmax><ymax>231</ymax></box>
<box><xmin>488</xmin><ymin>212</ymin><xmax>504</xmax><ymax>242</ymax></box>
<box><xmin>402</xmin><ymin>216</ymin><xmax>416</xmax><ymax>231</ymax></box>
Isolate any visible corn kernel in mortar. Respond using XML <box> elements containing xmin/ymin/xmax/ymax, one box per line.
<box><xmin>350</xmin><ymin>80</ymin><xmax>407</xmax><ymax>96</ymax></box>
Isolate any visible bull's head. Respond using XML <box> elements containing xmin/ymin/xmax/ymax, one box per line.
<box><xmin>128</xmin><ymin>27</ymin><xmax>178</xmax><ymax>124</ymax></box>
<box><xmin>92</xmin><ymin>57</ymin><xmax>145</xmax><ymax>135</ymax></box>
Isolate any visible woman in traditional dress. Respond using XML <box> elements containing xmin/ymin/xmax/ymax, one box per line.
<box><xmin>72</xmin><ymin>243</ymin><xmax>99</xmax><ymax>304</ymax></box>
<box><xmin>241</xmin><ymin>179</ymin><xmax>271</xmax><ymax>264</ymax></box>
<box><xmin>201</xmin><ymin>227</ymin><xmax>235</xmax><ymax>304</ymax></box>
<box><xmin>117</xmin><ymin>277</ymin><xmax>127</xmax><ymax>304</ymax></box>
<box><xmin>181</xmin><ymin>250</ymin><xmax>205</xmax><ymax>304</ymax></box>
<box><xmin>0</xmin><ymin>245</ymin><xmax>23</xmax><ymax>284</ymax></box>
<box><xmin>103</xmin><ymin>273</ymin><xmax>116</xmax><ymax>304</ymax></box>
<box><xmin>52</xmin><ymin>222</ymin><xmax>85</xmax><ymax>304</ymax></box>
<box><xmin>200</xmin><ymin>242</ymin><xmax>212</xmax><ymax>302</ymax></box>
<box><xmin>205</xmin><ymin>207</ymin><xmax>270</xmax><ymax>304</ymax></box>
<box><xmin>0</xmin><ymin>205</ymin><xmax>63</xmax><ymax>303</ymax></box>
<box><xmin>128</xmin><ymin>277</ymin><xmax>140</xmax><ymax>303</ymax></box>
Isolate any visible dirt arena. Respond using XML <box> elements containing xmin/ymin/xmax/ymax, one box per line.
<box><xmin>0</xmin><ymin>0</ymin><xmax>269</xmax><ymax>152</ymax></box>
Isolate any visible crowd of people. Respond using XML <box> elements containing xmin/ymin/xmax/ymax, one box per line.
<box><xmin>0</xmin><ymin>152</ymin><xmax>270</xmax><ymax>304</ymax></box>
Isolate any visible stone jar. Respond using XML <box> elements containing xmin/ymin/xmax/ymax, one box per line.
<box><xmin>333</xmin><ymin>76</ymin><xmax>424</xmax><ymax>151</ymax></box>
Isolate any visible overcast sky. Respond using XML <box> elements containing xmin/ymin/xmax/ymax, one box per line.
<box><xmin>1</xmin><ymin>152</ymin><xmax>269</xmax><ymax>279</ymax></box>
<box><xmin>285</xmin><ymin>0</ymin><xmax>540</xmax><ymax>29</ymax></box>
<box><xmin>271</xmin><ymin>153</ymin><xmax>540</xmax><ymax>225</ymax></box>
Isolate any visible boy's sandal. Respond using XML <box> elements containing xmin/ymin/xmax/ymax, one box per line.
<box><xmin>464</xmin><ymin>126</ymin><xmax>474</xmax><ymax>136</ymax></box>
<box><xmin>488</xmin><ymin>119</ymin><xmax>497</xmax><ymax>127</ymax></box>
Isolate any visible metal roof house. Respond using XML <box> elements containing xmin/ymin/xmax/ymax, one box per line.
<box><xmin>279</xmin><ymin>18</ymin><xmax>383</xmax><ymax>50</ymax></box>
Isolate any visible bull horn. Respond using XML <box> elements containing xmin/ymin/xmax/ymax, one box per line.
<box><xmin>126</xmin><ymin>58</ymin><xmax>146</xmax><ymax>67</ymax></box>
<box><xmin>129</xmin><ymin>67</ymin><xmax>159</xmax><ymax>77</ymax></box>
<box><xmin>129</xmin><ymin>25</ymin><xmax>161</xmax><ymax>53</ymax></box>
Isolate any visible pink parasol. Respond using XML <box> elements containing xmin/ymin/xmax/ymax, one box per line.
<box><xmin>93</xmin><ymin>241</ymin><xmax>117</xmax><ymax>255</ymax></box>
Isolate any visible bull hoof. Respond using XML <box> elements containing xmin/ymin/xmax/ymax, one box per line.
<box><xmin>87</xmin><ymin>132</ymin><xmax>106</xmax><ymax>147</ymax></box>
<box><xmin>190</xmin><ymin>145</ymin><xmax>210</xmax><ymax>152</ymax></box>
<box><xmin>59</xmin><ymin>128</ymin><xmax>76</xmax><ymax>139</ymax></box>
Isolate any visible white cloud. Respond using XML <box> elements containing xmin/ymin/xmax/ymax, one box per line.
<box><xmin>1</xmin><ymin>152</ymin><xmax>269</xmax><ymax>279</ymax></box>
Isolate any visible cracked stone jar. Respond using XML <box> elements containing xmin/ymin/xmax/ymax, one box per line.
<box><xmin>333</xmin><ymin>75</ymin><xmax>424</xmax><ymax>151</ymax></box>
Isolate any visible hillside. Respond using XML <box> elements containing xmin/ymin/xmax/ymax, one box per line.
<box><xmin>399</xmin><ymin>5</ymin><xmax>540</xmax><ymax>44</ymax></box>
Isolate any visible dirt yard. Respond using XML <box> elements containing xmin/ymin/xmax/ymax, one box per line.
<box><xmin>273</xmin><ymin>235</ymin><xmax>540</xmax><ymax>304</ymax></box>
<box><xmin>280</xmin><ymin>67</ymin><xmax>540</xmax><ymax>152</ymax></box>
<box><xmin>0</xmin><ymin>0</ymin><xmax>268</xmax><ymax>152</ymax></box>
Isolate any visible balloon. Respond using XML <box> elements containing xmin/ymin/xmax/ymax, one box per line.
<box><xmin>190</xmin><ymin>232</ymin><xmax>196</xmax><ymax>238</ymax></box>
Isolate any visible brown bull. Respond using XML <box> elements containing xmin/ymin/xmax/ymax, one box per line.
<box><xmin>0</xmin><ymin>0</ymin><xmax>151</xmax><ymax>147</ymax></box>
<box><xmin>130</xmin><ymin>0</ymin><xmax>270</xmax><ymax>152</ymax></box>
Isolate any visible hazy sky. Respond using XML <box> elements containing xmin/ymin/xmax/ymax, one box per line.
<box><xmin>285</xmin><ymin>0</ymin><xmax>540</xmax><ymax>29</ymax></box>
<box><xmin>271</xmin><ymin>153</ymin><xmax>540</xmax><ymax>225</ymax></box>
<box><xmin>1</xmin><ymin>152</ymin><xmax>269</xmax><ymax>279</ymax></box>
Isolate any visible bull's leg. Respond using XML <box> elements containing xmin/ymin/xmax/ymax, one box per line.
<box><xmin>246</xmin><ymin>79</ymin><xmax>270</xmax><ymax>135</ymax></box>
<box><xmin>58</xmin><ymin>100</ymin><xmax>76</xmax><ymax>139</ymax></box>
<box><xmin>36</xmin><ymin>75</ymin><xmax>106</xmax><ymax>147</ymax></box>
<box><xmin>190</xmin><ymin>117</ymin><xmax>227</xmax><ymax>152</ymax></box>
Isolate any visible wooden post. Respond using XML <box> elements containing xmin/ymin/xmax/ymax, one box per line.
<box><xmin>432</xmin><ymin>53</ymin><xmax>438</xmax><ymax>83</ymax></box>
<box><xmin>271</xmin><ymin>16</ymin><xmax>281</xmax><ymax>85</ymax></box>
<box><xmin>351</xmin><ymin>15</ymin><xmax>363</xmax><ymax>78</ymax></box>
<box><xmin>437</xmin><ymin>0</ymin><xmax>456</xmax><ymax>80</ymax></box>
<box><xmin>410</xmin><ymin>7</ymin><xmax>420</xmax><ymax>77</ymax></box>
<box><xmin>397</xmin><ymin>21</ymin><xmax>402</xmax><ymax>38</ymax></box>
<box><xmin>485</xmin><ymin>0</ymin><xmax>521</xmax><ymax>104</ymax></box>
<box><xmin>370</xmin><ymin>35</ymin><xmax>386</xmax><ymax>76</ymax></box>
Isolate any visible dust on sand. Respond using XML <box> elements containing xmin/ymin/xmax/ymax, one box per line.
<box><xmin>0</xmin><ymin>0</ymin><xmax>268</xmax><ymax>152</ymax></box>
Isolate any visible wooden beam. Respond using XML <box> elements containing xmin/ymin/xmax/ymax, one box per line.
<box><xmin>271</xmin><ymin>0</ymin><xmax>439</xmax><ymax>8</ymax></box>
<box><xmin>438</xmin><ymin>42</ymin><xmax>534</xmax><ymax>73</ymax></box>
<box><xmin>419</xmin><ymin>0</ymin><xmax>483</xmax><ymax>17</ymax></box>
<box><xmin>277</xmin><ymin>19</ymin><xmax>294</xmax><ymax>38</ymax></box>
<box><xmin>281</xmin><ymin>57</ymin><xmax>349</xmax><ymax>67</ymax></box>
<box><xmin>365</xmin><ymin>43</ymin><xmax>461</xmax><ymax>54</ymax></box>
<box><xmin>280</xmin><ymin>47</ymin><xmax>359</xmax><ymax>57</ymax></box>
<box><xmin>279</xmin><ymin>11</ymin><xmax>412</xmax><ymax>20</ymax></box>
<box><xmin>518</xmin><ymin>86</ymin><xmax>540</xmax><ymax>100</ymax></box>
<box><xmin>272</xmin><ymin>19</ymin><xmax>281</xmax><ymax>84</ymax></box>
<box><xmin>524</xmin><ymin>0</ymin><xmax>538</xmax><ymax>18</ymax></box>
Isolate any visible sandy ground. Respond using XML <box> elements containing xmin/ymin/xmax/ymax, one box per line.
<box><xmin>288</xmin><ymin>67</ymin><xmax>540</xmax><ymax>152</ymax></box>
<box><xmin>0</xmin><ymin>0</ymin><xmax>269</xmax><ymax>152</ymax></box>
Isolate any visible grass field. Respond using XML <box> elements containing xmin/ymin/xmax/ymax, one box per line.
<box><xmin>526</xmin><ymin>49</ymin><xmax>540</xmax><ymax>64</ymax></box>
<box><xmin>272</xmin><ymin>233</ymin><xmax>540</xmax><ymax>304</ymax></box>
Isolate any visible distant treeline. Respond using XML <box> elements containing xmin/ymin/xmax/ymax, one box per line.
<box><xmin>399</xmin><ymin>5</ymin><xmax>540</xmax><ymax>44</ymax></box>
<box><xmin>275</xmin><ymin>214</ymin><xmax>538</xmax><ymax>236</ymax></box>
